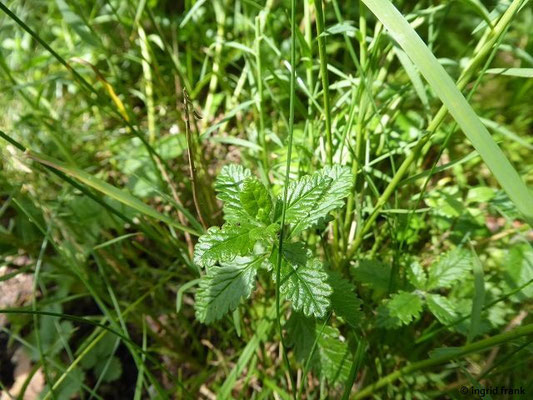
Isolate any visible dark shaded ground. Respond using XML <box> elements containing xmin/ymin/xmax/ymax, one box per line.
<box><xmin>0</xmin><ymin>330</ymin><xmax>15</xmax><ymax>389</ymax></box>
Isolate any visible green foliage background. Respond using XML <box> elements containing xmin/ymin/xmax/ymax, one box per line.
<box><xmin>0</xmin><ymin>0</ymin><xmax>532</xmax><ymax>398</ymax></box>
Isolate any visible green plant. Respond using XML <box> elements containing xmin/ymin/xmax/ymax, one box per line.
<box><xmin>0</xmin><ymin>0</ymin><xmax>532</xmax><ymax>398</ymax></box>
<box><xmin>194</xmin><ymin>164</ymin><xmax>355</xmax><ymax>323</ymax></box>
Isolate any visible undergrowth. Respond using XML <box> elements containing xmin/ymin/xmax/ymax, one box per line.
<box><xmin>0</xmin><ymin>0</ymin><xmax>532</xmax><ymax>398</ymax></box>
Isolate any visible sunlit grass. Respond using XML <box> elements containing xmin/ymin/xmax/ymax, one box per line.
<box><xmin>0</xmin><ymin>0</ymin><xmax>532</xmax><ymax>398</ymax></box>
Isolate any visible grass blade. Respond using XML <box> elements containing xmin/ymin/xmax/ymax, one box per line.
<box><xmin>361</xmin><ymin>0</ymin><xmax>533</xmax><ymax>226</ymax></box>
<box><xmin>341</xmin><ymin>336</ymin><xmax>367</xmax><ymax>400</ymax></box>
<box><xmin>468</xmin><ymin>245</ymin><xmax>486</xmax><ymax>343</ymax></box>
<box><xmin>218</xmin><ymin>305</ymin><xmax>275</xmax><ymax>399</ymax></box>
<box><xmin>485</xmin><ymin>67</ymin><xmax>533</xmax><ymax>77</ymax></box>
<box><xmin>353</xmin><ymin>323</ymin><xmax>533</xmax><ymax>398</ymax></box>
<box><xmin>25</xmin><ymin>151</ymin><xmax>200</xmax><ymax>236</ymax></box>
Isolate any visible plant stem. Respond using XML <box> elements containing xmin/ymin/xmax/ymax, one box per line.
<box><xmin>184</xmin><ymin>89</ymin><xmax>208</xmax><ymax>229</ymax></box>
<box><xmin>138</xmin><ymin>26</ymin><xmax>156</xmax><ymax>144</ymax></box>
<box><xmin>203</xmin><ymin>0</ymin><xmax>226</xmax><ymax>124</ymax></box>
<box><xmin>275</xmin><ymin>0</ymin><xmax>298</xmax><ymax>396</ymax></box>
<box><xmin>353</xmin><ymin>323</ymin><xmax>533</xmax><ymax>399</ymax></box>
<box><xmin>313</xmin><ymin>0</ymin><xmax>333</xmax><ymax>165</ymax></box>
<box><xmin>255</xmin><ymin>14</ymin><xmax>269</xmax><ymax>169</ymax></box>
<box><xmin>313</xmin><ymin>0</ymin><xmax>344</xmax><ymax>262</ymax></box>
<box><xmin>303</xmin><ymin>0</ymin><xmax>316</xmax><ymax>160</ymax></box>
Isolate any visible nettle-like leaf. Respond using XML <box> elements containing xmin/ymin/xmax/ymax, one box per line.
<box><xmin>426</xmin><ymin>293</ymin><xmax>457</xmax><ymax>325</ymax></box>
<box><xmin>240</xmin><ymin>178</ymin><xmax>272</xmax><ymax>222</ymax></box>
<box><xmin>283</xmin><ymin>166</ymin><xmax>352</xmax><ymax>236</ymax></box>
<box><xmin>194</xmin><ymin>223</ymin><xmax>274</xmax><ymax>267</ymax></box>
<box><xmin>311</xmin><ymin>165</ymin><xmax>352</xmax><ymax>219</ymax></box>
<box><xmin>427</xmin><ymin>248</ymin><xmax>472</xmax><ymax>290</ymax></box>
<box><xmin>278</xmin><ymin>255</ymin><xmax>332</xmax><ymax>318</ymax></box>
<box><xmin>317</xmin><ymin>325</ymin><xmax>352</xmax><ymax>384</ymax></box>
<box><xmin>352</xmin><ymin>259</ymin><xmax>391</xmax><ymax>292</ymax></box>
<box><xmin>215</xmin><ymin>164</ymin><xmax>252</xmax><ymax>222</ymax></box>
<box><xmin>407</xmin><ymin>261</ymin><xmax>427</xmax><ymax>290</ymax></box>
<box><xmin>377</xmin><ymin>291</ymin><xmax>423</xmax><ymax>328</ymax></box>
<box><xmin>286</xmin><ymin>311</ymin><xmax>316</xmax><ymax>362</ymax></box>
<box><xmin>195</xmin><ymin>256</ymin><xmax>261</xmax><ymax>324</ymax></box>
<box><xmin>287</xmin><ymin>313</ymin><xmax>352</xmax><ymax>384</ymax></box>
<box><xmin>327</xmin><ymin>270</ymin><xmax>362</xmax><ymax>328</ymax></box>
<box><xmin>502</xmin><ymin>243</ymin><xmax>533</xmax><ymax>302</ymax></box>
<box><xmin>283</xmin><ymin>171</ymin><xmax>330</xmax><ymax>222</ymax></box>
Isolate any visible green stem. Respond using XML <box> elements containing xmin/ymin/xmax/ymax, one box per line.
<box><xmin>34</xmin><ymin>233</ymin><xmax>56</xmax><ymax>400</ymax></box>
<box><xmin>353</xmin><ymin>323</ymin><xmax>533</xmax><ymax>399</ymax></box>
<box><xmin>255</xmin><ymin>15</ymin><xmax>269</xmax><ymax>169</ymax></box>
<box><xmin>138</xmin><ymin>26</ymin><xmax>156</xmax><ymax>144</ymax></box>
<box><xmin>313</xmin><ymin>0</ymin><xmax>333</xmax><ymax>165</ymax></box>
<box><xmin>203</xmin><ymin>0</ymin><xmax>226</xmax><ymax>123</ymax></box>
<box><xmin>275</xmin><ymin>0</ymin><xmax>298</xmax><ymax>396</ymax></box>
<box><xmin>303</xmin><ymin>0</ymin><xmax>315</xmax><ymax>155</ymax></box>
<box><xmin>313</xmin><ymin>0</ymin><xmax>343</xmax><ymax>262</ymax></box>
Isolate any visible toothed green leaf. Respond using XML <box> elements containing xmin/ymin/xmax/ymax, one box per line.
<box><xmin>377</xmin><ymin>291</ymin><xmax>423</xmax><ymax>328</ymax></box>
<box><xmin>407</xmin><ymin>261</ymin><xmax>427</xmax><ymax>290</ymax></box>
<box><xmin>284</xmin><ymin>166</ymin><xmax>353</xmax><ymax>236</ymax></box>
<box><xmin>195</xmin><ymin>256</ymin><xmax>261</xmax><ymax>324</ymax></box>
<box><xmin>283</xmin><ymin>172</ymin><xmax>330</xmax><ymax>222</ymax></box>
<box><xmin>426</xmin><ymin>293</ymin><xmax>457</xmax><ymax>325</ymax></box>
<box><xmin>427</xmin><ymin>248</ymin><xmax>472</xmax><ymax>290</ymax></box>
<box><xmin>278</xmin><ymin>255</ymin><xmax>332</xmax><ymax>318</ymax></box>
<box><xmin>286</xmin><ymin>312</ymin><xmax>316</xmax><ymax>362</ymax></box>
<box><xmin>193</xmin><ymin>223</ymin><xmax>266</xmax><ymax>267</ymax></box>
<box><xmin>327</xmin><ymin>270</ymin><xmax>363</xmax><ymax>328</ymax></box>
<box><xmin>239</xmin><ymin>177</ymin><xmax>272</xmax><ymax>222</ymax></box>
<box><xmin>291</xmin><ymin>166</ymin><xmax>353</xmax><ymax>236</ymax></box>
<box><xmin>215</xmin><ymin>164</ymin><xmax>252</xmax><ymax>222</ymax></box>
<box><xmin>317</xmin><ymin>325</ymin><xmax>352</xmax><ymax>384</ymax></box>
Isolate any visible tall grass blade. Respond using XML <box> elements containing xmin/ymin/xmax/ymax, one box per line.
<box><xmin>26</xmin><ymin>151</ymin><xmax>200</xmax><ymax>236</ymax></box>
<box><xmin>361</xmin><ymin>0</ymin><xmax>533</xmax><ymax>226</ymax></box>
